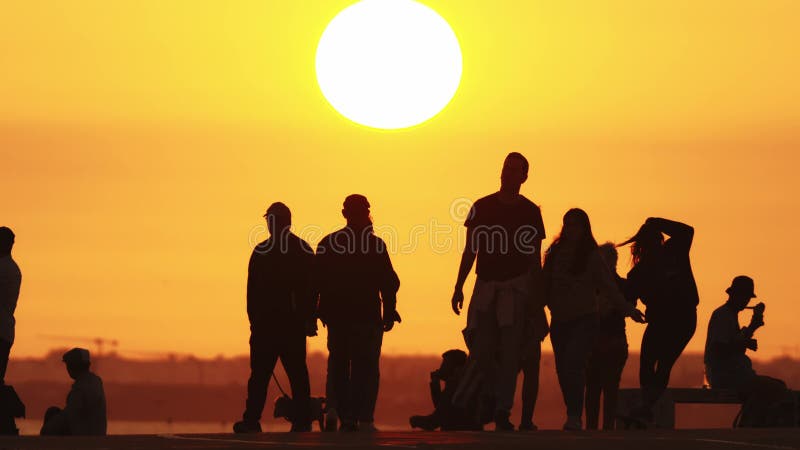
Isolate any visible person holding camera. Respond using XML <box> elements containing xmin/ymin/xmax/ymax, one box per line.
<box><xmin>704</xmin><ymin>275</ymin><xmax>790</xmax><ymax>427</ymax></box>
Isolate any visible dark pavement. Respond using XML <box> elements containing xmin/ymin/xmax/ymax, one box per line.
<box><xmin>1</xmin><ymin>429</ymin><xmax>798</xmax><ymax>450</ymax></box>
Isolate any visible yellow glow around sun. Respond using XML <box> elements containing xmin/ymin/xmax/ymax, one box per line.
<box><xmin>315</xmin><ymin>0</ymin><xmax>462</xmax><ymax>130</ymax></box>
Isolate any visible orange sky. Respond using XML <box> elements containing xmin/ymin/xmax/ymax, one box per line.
<box><xmin>1</xmin><ymin>0</ymin><xmax>799</xmax><ymax>361</ymax></box>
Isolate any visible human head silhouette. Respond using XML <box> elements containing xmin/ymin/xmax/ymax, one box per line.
<box><xmin>0</xmin><ymin>227</ymin><xmax>14</xmax><ymax>256</ymax></box>
<box><xmin>623</xmin><ymin>222</ymin><xmax>664</xmax><ymax>266</ymax></box>
<box><xmin>62</xmin><ymin>348</ymin><xmax>91</xmax><ymax>380</ymax></box>
<box><xmin>342</xmin><ymin>194</ymin><xmax>372</xmax><ymax>230</ymax></box>
<box><xmin>561</xmin><ymin>208</ymin><xmax>592</xmax><ymax>243</ymax></box>
<box><xmin>500</xmin><ymin>152</ymin><xmax>529</xmax><ymax>192</ymax></box>
<box><xmin>598</xmin><ymin>242</ymin><xmax>618</xmax><ymax>273</ymax></box>
<box><xmin>726</xmin><ymin>275</ymin><xmax>757</xmax><ymax>311</ymax></box>
<box><xmin>264</xmin><ymin>202</ymin><xmax>291</xmax><ymax>238</ymax></box>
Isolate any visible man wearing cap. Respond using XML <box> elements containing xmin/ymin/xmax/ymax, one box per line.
<box><xmin>234</xmin><ymin>203</ymin><xmax>315</xmax><ymax>433</ymax></box>
<box><xmin>704</xmin><ymin>275</ymin><xmax>789</xmax><ymax>426</ymax></box>
<box><xmin>315</xmin><ymin>194</ymin><xmax>401</xmax><ymax>432</ymax></box>
<box><xmin>40</xmin><ymin>348</ymin><xmax>107</xmax><ymax>436</ymax></box>
<box><xmin>0</xmin><ymin>227</ymin><xmax>21</xmax><ymax>385</ymax></box>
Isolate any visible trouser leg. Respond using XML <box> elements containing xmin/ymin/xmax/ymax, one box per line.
<box><xmin>520</xmin><ymin>341</ymin><xmax>541</xmax><ymax>425</ymax></box>
<box><xmin>639</xmin><ymin>323</ymin><xmax>659</xmax><ymax>409</ymax></box>
<box><xmin>470</xmin><ymin>310</ymin><xmax>500</xmax><ymax>419</ymax></box>
<box><xmin>243</xmin><ymin>333</ymin><xmax>280</xmax><ymax>423</ymax></box>
<box><xmin>584</xmin><ymin>345</ymin><xmax>603</xmax><ymax>430</ymax></box>
<box><xmin>740</xmin><ymin>375</ymin><xmax>788</xmax><ymax>427</ymax></box>
<box><xmin>350</xmin><ymin>326</ymin><xmax>383</xmax><ymax>423</ymax></box>
<box><xmin>0</xmin><ymin>339</ymin><xmax>11</xmax><ymax>384</ymax></box>
<box><xmin>552</xmin><ymin>316</ymin><xmax>597</xmax><ymax>418</ymax></box>
<box><xmin>280</xmin><ymin>331</ymin><xmax>311</xmax><ymax>428</ymax></box>
<box><xmin>326</xmin><ymin>326</ymin><xmax>353</xmax><ymax>423</ymax></box>
<box><xmin>495</xmin><ymin>316</ymin><xmax>524</xmax><ymax>414</ymax></box>
<box><xmin>602</xmin><ymin>339</ymin><xmax>628</xmax><ymax>430</ymax></box>
<box><xmin>644</xmin><ymin>315</ymin><xmax>696</xmax><ymax>408</ymax></box>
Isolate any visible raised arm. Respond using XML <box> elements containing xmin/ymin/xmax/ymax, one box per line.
<box><xmin>646</xmin><ymin>217</ymin><xmax>694</xmax><ymax>249</ymax></box>
<box><xmin>710</xmin><ymin>308</ymin><xmax>763</xmax><ymax>357</ymax></box>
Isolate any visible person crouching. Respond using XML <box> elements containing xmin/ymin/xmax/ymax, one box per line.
<box><xmin>40</xmin><ymin>348</ymin><xmax>107</xmax><ymax>436</ymax></box>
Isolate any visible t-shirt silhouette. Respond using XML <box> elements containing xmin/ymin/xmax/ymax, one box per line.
<box><xmin>464</xmin><ymin>193</ymin><xmax>545</xmax><ymax>282</ymax></box>
<box><xmin>247</xmin><ymin>232</ymin><xmax>315</xmax><ymax>330</ymax></box>
<box><xmin>704</xmin><ymin>303</ymin><xmax>755</xmax><ymax>387</ymax></box>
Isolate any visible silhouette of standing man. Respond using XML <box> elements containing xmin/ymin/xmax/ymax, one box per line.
<box><xmin>451</xmin><ymin>153</ymin><xmax>546</xmax><ymax>431</ymax></box>
<box><xmin>316</xmin><ymin>195</ymin><xmax>400</xmax><ymax>432</ymax></box>
<box><xmin>234</xmin><ymin>203</ymin><xmax>315</xmax><ymax>433</ymax></box>
<box><xmin>0</xmin><ymin>227</ymin><xmax>21</xmax><ymax>385</ymax></box>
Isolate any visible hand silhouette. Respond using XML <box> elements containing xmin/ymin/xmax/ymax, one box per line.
<box><xmin>749</xmin><ymin>313</ymin><xmax>765</xmax><ymax>331</ymax></box>
<box><xmin>451</xmin><ymin>289</ymin><xmax>464</xmax><ymax>315</ymax></box>
<box><xmin>629</xmin><ymin>309</ymin><xmax>647</xmax><ymax>324</ymax></box>
<box><xmin>305</xmin><ymin>319</ymin><xmax>318</xmax><ymax>337</ymax></box>
<box><xmin>383</xmin><ymin>310</ymin><xmax>402</xmax><ymax>332</ymax></box>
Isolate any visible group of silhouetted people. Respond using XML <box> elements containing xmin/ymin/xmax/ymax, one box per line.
<box><xmin>0</xmin><ymin>227</ymin><xmax>107</xmax><ymax>436</ymax></box>
<box><xmin>233</xmin><ymin>195</ymin><xmax>400</xmax><ymax>433</ymax></box>
<box><xmin>0</xmin><ymin>152</ymin><xmax>793</xmax><ymax>437</ymax></box>
<box><xmin>230</xmin><ymin>152</ymin><xmax>793</xmax><ymax>433</ymax></box>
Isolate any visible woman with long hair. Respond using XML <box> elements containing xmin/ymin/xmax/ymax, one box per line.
<box><xmin>544</xmin><ymin>209</ymin><xmax>645</xmax><ymax>430</ymax></box>
<box><xmin>619</xmin><ymin>217</ymin><xmax>699</xmax><ymax>422</ymax></box>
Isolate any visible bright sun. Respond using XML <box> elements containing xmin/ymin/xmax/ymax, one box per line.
<box><xmin>315</xmin><ymin>0</ymin><xmax>462</xmax><ymax>130</ymax></box>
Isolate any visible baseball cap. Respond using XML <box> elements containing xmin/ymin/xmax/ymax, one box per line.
<box><xmin>62</xmin><ymin>348</ymin><xmax>91</xmax><ymax>365</ymax></box>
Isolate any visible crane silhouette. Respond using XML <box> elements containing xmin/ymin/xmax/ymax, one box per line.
<box><xmin>38</xmin><ymin>334</ymin><xmax>119</xmax><ymax>357</ymax></box>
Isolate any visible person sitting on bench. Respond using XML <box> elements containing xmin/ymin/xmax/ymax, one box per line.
<box><xmin>704</xmin><ymin>276</ymin><xmax>791</xmax><ymax>427</ymax></box>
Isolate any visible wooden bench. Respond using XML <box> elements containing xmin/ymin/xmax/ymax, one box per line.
<box><xmin>617</xmin><ymin>388</ymin><xmax>799</xmax><ymax>429</ymax></box>
<box><xmin>618</xmin><ymin>388</ymin><xmax>744</xmax><ymax>429</ymax></box>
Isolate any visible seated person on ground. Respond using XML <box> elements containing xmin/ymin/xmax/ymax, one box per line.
<box><xmin>410</xmin><ymin>349</ymin><xmax>482</xmax><ymax>431</ymax></box>
<box><xmin>40</xmin><ymin>348</ymin><xmax>107</xmax><ymax>436</ymax></box>
<box><xmin>704</xmin><ymin>276</ymin><xmax>791</xmax><ymax>427</ymax></box>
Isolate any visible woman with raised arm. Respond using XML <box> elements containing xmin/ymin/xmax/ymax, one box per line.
<box><xmin>619</xmin><ymin>217</ymin><xmax>699</xmax><ymax>423</ymax></box>
<box><xmin>543</xmin><ymin>209</ymin><xmax>645</xmax><ymax>431</ymax></box>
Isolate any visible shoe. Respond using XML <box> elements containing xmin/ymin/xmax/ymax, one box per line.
<box><xmin>233</xmin><ymin>420</ymin><xmax>262</xmax><ymax>433</ymax></box>
<box><xmin>359</xmin><ymin>421</ymin><xmax>379</xmax><ymax>432</ymax></box>
<box><xmin>290</xmin><ymin>421</ymin><xmax>312</xmax><ymax>432</ymax></box>
<box><xmin>494</xmin><ymin>410</ymin><xmax>515</xmax><ymax>432</ymax></box>
<box><xmin>630</xmin><ymin>405</ymin><xmax>654</xmax><ymax>422</ymax></box>
<box><xmin>339</xmin><ymin>420</ymin><xmax>359</xmax><ymax>432</ymax></box>
<box><xmin>518</xmin><ymin>421</ymin><xmax>538</xmax><ymax>431</ymax></box>
<box><xmin>324</xmin><ymin>408</ymin><xmax>339</xmax><ymax>432</ymax></box>
<box><xmin>410</xmin><ymin>415</ymin><xmax>438</xmax><ymax>431</ymax></box>
<box><xmin>563</xmin><ymin>416</ymin><xmax>582</xmax><ymax>431</ymax></box>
